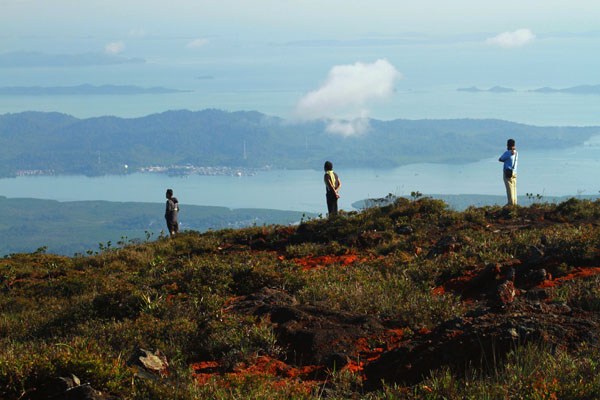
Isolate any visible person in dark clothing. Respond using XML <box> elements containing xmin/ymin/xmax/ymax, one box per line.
<box><xmin>165</xmin><ymin>188</ymin><xmax>179</xmax><ymax>237</ymax></box>
<box><xmin>323</xmin><ymin>161</ymin><xmax>341</xmax><ymax>217</ymax></box>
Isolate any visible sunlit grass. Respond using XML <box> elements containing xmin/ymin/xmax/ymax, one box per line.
<box><xmin>1</xmin><ymin>197</ymin><xmax>600</xmax><ymax>398</ymax></box>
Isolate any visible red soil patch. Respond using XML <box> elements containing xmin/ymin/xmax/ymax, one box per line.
<box><xmin>192</xmin><ymin>361</ymin><xmax>221</xmax><ymax>385</ymax></box>
<box><xmin>233</xmin><ymin>355</ymin><xmax>322</xmax><ymax>379</ymax></box>
<box><xmin>538</xmin><ymin>267</ymin><xmax>600</xmax><ymax>288</ymax></box>
<box><xmin>432</xmin><ymin>269</ymin><xmax>481</xmax><ymax>296</ymax></box>
<box><xmin>292</xmin><ymin>254</ymin><xmax>361</xmax><ymax>271</ymax></box>
<box><xmin>343</xmin><ymin>328</ymin><xmax>405</xmax><ymax>375</ymax></box>
<box><xmin>191</xmin><ymin>356</ymin><xmax>322</xmax><ymax>388</ymax></box>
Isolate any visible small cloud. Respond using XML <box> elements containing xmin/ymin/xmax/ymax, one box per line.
<box><xmin>129</xmin><ymin>28</ymin><xmax>146</xmax><ymax>38</ymax></box>
<box><xmin>486</xmin><ymin>28</ymin><xmax>535</xmax><ymax>48</ymax></box>
<box><xmin>186</xmin><ymin>38</ymin><xmax>209</xmax><ymax>49</ymax></box>
<box><xmin>295</xmin><ymin>59</ymin><xmax>401</xmax><ymax>136</ymax></box>
<box><xmin>104</xmin><ymin>41</ymin><xmax>125</xmax><ymax>55</ymax></box>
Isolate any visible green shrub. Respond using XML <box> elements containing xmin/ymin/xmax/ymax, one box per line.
<box><xmin>298</xmin><ymin>262</ymin><xmax>464</xmax><ymax>326</ymax></box>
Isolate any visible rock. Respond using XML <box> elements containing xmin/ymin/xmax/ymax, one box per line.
<box><xmin>22</xmin><ymin>374</ymin><xmax>115</xmax><ymax>400</ymax></box>
<box><xmin>428</xmin><ymin>235</ymin><xmax>461</xmax><ymax>257</ymax></box>
<box><xmin>526</xmin><ymin>288</ymin><xmax>549</xmax><ymax>301</ymax></box>
<box><xmin>128</xmin><ymin>348</ymin><xmax>169</xmax><ymax>379</ymax></box>
<box><xmin>364</xmin><ymin>301</ymin><xmax>600</xmax><ymax>389</ymax></box>
<box><xmin>548</xmin><ymin>301</ymin><xmax>572</xmax><ymax>314</ymax></box>
<box><xmin>527</xmin><ymin>245</ymin><xmax>545</xmax><ymax>264</ymax></box>
<box><xmin>395</xmin><ymin>224</ymin><xmax>414</xmax><ymax>235</ymax></box>
<box><xmin>229</xmin><ymin>288</ymin><xmax>385</xmax><ymax>366</ymax></box>
<box><xmin>496</xmin><ymin>281</ymin><xmax>517</xmax><ymax>305</ymax></box>
<box><xmin>506</xmin><ymin>267</ymin><xmax>516</xmax><ymax>282</ymax></box>
<box><xmin>526</xmin><ymin>268</ymin><xmax>547</xmax><ymax>285</ymax></box>
<box><xmin>63</xmin><ymin>385</ymin><xmax>112</xmax><ymax>400</ymax></box>
<box><xmin>358</xmin><ymin>230</ymin><xmax>384</xmax><ymax>246</ymax></box>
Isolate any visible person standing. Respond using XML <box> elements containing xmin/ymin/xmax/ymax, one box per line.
<box><xmin>323</xmin><ymin>161</ymin><xmax>341</xmax><ymax>217</ymax></box>
<box><xmin>165</xmin><ymin>188</ymin><xmax>180</xmax><ymax>236</ymax></box>
<box><xmin>499</xmin><ymin>139</ymin><xmax>518</xmax><ymax>206</ymax></box>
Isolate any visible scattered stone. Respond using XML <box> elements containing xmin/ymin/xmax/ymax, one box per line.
<box><xmin>230</xmin><ymin>287</ymin><xmax>385</xmax><ymax>366</ymax></box>
<box><xmin>496</xmin><ymin>281</ymin><xmax>517</xmax><ymax>305</ymax></box>
<box><xmin>395</xmin><ymin>224</ymin><xmax>414</xmax><ymax>235</ymax></box>
<box><xmin>22</xmin><ymin>374</ymin><xmax>115</xmax><ymax>400</ymax></box>
<box><xmin>358</xmin><ymin>230</ymin><xmax>384</xmax><ymax>246</ymax></box>
<box><xmin>128</xmin><ymin>348</ymin><xmax>169</xmax><ymax>379</ymax></box>
<box><xmin>548</xmin><ymin>301</ymin><xmax>572</xmax><ymax>314</ymax></box>
<box><xmin>527</xmin><ymin>245</ymin><xmax>545</xmax><ymax>265</ymax></box>
<box><xmin>526</xmin><ymin>288</ymin><xmax>549</xmax><ymax>301</ymax></box>
<box><xmin>428</xmin><ymin>235</ymin><xmax>461</xmax><ymax>257</ymax></box>
<box><xmin>364</xmin><ymin>300</ymin><xmax>600</xmax><ymax>389</ymax></box>
<box><xmin>526</xmin><ymin>269</ymin><xmax>548</xmax><ymax>285</ymax></box>
<box><xmin>506</xmin><ymin>267</ymin><xmax>516</xmax><ymax>282</ymax></box>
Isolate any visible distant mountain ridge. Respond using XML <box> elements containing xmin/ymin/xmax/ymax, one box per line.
<box><xmin>458</xmin><ymin>84</ymin><xmax>600</xmax><ymax>95</ymax></box>
<box><xmin>0</xmin><ymin>84</ymin><xmax>190</xmax><ymax>95</ymax></box>
<box><xmin>0</xmin><ymin>51</ymin><xmax>145</xmax><ymax>67</ymax></box>
<box><xmin>0</xmin><ymin>109</ymin><xmax>598</xmax><ymax>177</ymax></box>
<box><xmin>529</xmin><ymin>84</ymin><xmax>600</xmax><ymax>94</ymax></box>
<box><xmin>457</xmin><ymin>86</ymin><xmax>515</xmax><ymax>93</ymax></box>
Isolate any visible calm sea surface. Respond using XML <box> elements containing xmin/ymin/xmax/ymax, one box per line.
<box><xmin>1</xmin><ymin>137</ymin><xmax>599</xmax><ymax>214</ymax></box>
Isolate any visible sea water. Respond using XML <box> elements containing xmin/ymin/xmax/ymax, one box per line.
<box><xmin>1</xmin><ymin>137</ymin><xmax>599</xmax><ymax>214</ymax></box>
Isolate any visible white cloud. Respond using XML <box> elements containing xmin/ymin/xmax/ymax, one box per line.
<box><xmin>104</xmin><ymin>41</ymin><xmax>125</xmax><ymax>54</ymax></box>
<box><xmin>128</xmin><ymin>28</ymin><xmax>146</xmax><ymax>38</ymax></box>
<box><xmin>186</xmin><ymin>38</ymin><xmax>209</xmax><ymax>48</ymax></box>
<box><xmin>295</xmin><ymin>59</ymin><xmax>401</xmax><ymax>136</ymax></box>
<box><xmin>486</xmin><ymin>28</ymin><xmax>535</xmax><ymax>48</ymax></box>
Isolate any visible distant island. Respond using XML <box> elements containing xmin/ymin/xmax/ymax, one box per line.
<box><xmin>1</xmin><ymin>109</ymin><xmax>599</xmax><ymax>178</ymax></box>
<box><xmin>0</xmin><ymin>51</ymin><xmax>145</xmax><ymax>68</ymax></box>
<box><xmin>457</xmin><ymin>86</ymin><xmax>515</xmax><ymax>93</ymax></box>
<box><xmin>529</xmin><ymin>84</ymin><xmax>600</xmax><ymax>94</ymax></box>
<box><xmin>0</xmin><ymin>84</ymin><xmax>191</xmax><ymax>96</ymax></box>
<box><xmin>458</xmin><ymin>84</ymin><xmax>600</xmax><ymax>95</ymax></box>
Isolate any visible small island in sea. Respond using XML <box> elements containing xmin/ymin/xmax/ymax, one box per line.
<box><xmin>529</xmin><ymin>84</ymin><xmax>600</xmax><ymax>94</ymax></box>
<box><xmin>0</xmin><ymin>84</ymin><xmax>191</xmax><ymax>95</ymax></box>
<box><xmin>458</xmin><ymin>84</ymin><xmax>600</xmax><ymax>95</ymax></box>
<box><xmin>457</xmin><ymin>86</ymin><xmax>515</xmax><ymax>93</ymax></box>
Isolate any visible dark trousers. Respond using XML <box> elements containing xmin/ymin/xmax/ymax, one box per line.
<box><xmin>326</xmin><ymin>192</ymin><xmax>338</xmax><ymax>216</ymax></box>
<box><xmin>166</xmin><ymin>220</ymin><xmax>179</xmax><ymax>236</ymax></box>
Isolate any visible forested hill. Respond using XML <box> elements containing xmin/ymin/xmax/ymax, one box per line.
<box><xmin>0</xmin><ymin>109</ymin><xmax>598</xmax><ymax>177</ymax></box>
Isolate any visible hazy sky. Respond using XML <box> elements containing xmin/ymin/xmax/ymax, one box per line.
<box><xmin>4</xmin><ymin>0</ymin><xmax>600</xmax><ymax>40</ymax></box>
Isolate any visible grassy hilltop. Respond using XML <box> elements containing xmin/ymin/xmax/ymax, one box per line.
<box><xmin>0</xmin><ymin>196</ymin><xmax>313</xmax><ymax>256</ymax></box>
<box><xmin>1</xmin><ymin>197</ymin><xmax>600</xmax><ymax>399</ymax></box>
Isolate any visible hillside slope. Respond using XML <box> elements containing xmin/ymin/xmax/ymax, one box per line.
<box><xmin>0</xmin><ymin>196</ymin><xmax>313</xmax><ymax>256</ymax></box>
<box><xmin>1</xmin><ymin>198</ymin><xmax>600</xmax><ymax>399</ymax></box>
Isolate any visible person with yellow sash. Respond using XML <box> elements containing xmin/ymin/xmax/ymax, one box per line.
<box><xmin>323</xmin><ymin>161</ymin><xmax>341</xmax><ymax>217</ymax></box>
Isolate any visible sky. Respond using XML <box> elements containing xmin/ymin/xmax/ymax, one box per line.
<box><xmin>3</xmin><ymin>0</ymin><xmax>600</xmax><ymax>127</ymax></box>
<box><xmin>4</xmin><ymin>0</ymin><xmax>600</xmax><ymax>38</ymax></box>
